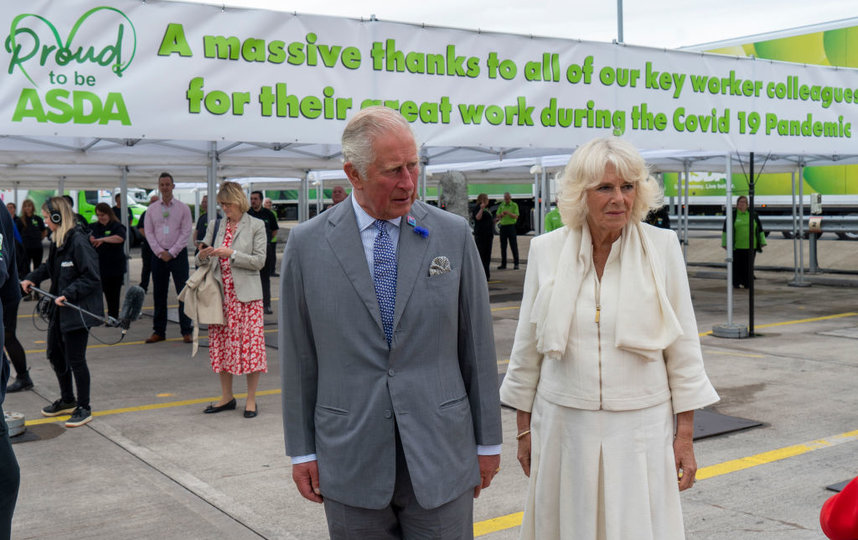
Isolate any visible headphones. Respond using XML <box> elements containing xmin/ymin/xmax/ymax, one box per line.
<box><xmin>46</xmin><ymin>199</ymin><xmax>62</xmax><ymax>225</ymax></box>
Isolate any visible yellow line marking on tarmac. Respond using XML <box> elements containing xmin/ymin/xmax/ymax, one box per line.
<box><xmin>474</xmin><ymin>513</ymin><xmax>525</xmax><ymax>537</ymax></box>
<box><xmin>23</xmin><ymin>328</ymin><xmax>279</xmax><ymax>354</ymax></box>
<box><xmin>472</xmin><ymin>428</ymin><xmax>858</xmax><ymax>536</ymax></box>
<box><xmin>696</xmin><ymin>429</ymin><xmax>858</xmax><ymax>480</ymax></box>
<box><xmin>699</xmin><ymin>312</ymin><xmax>857</xmax><ymax>337</ymax></box>
<box><xmin>24</xmin><ymin>389</ymin><xmax>282</xmax><ymax>426</ymax></box>
<box><xmin>491</xmin><ymin>306</ymin><xmax>520</xmax><ymax>312</ymax></box>
<box><xmin>705</xmin><ymin>350</ymin><xmax>765</xmax><ymax>359</ymax></box>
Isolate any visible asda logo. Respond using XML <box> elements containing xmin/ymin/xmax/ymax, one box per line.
<box><xmin>4</xmin><ymin>6</ymin><xmax>137</xmax><ymax>125</ymax></box>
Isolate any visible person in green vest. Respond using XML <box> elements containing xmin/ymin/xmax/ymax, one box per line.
<box><xmin>544</xmin><ymin>205</ymin><xmax>563</xmax><ymax>233</ymax></box>
<box><xmin>495</xmin><ymin>192</ymin><xmax>520</xmax><ymax>269</ymax></box>
<box><xmin>721</xmin><ymin>195</ymin><xmax>766</xmax><ymax>288</ymax></box>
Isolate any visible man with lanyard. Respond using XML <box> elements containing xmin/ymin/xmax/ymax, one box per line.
<box><xmin>144</xmin><ymin>172</ymin><xmax>193</xmax><ymax>343</ymax></box>
<box><xmin>495</xmin><ymin>192</ymin><xmax>520</xmax><ymax>270</ymax></box>
<box><xmin>248</xmin><ymin>191</ymin><xmax>278</xmax><ymax>315</ymax></box>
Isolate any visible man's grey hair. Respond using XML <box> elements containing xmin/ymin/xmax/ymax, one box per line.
<box><xmin>341</xmin><ymin>106</ymin><xmax>415</xmax><ymax>177</ymax></box>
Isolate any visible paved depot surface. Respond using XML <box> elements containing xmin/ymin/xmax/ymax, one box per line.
<box><xmin>6</xmin><ymin>232</ymin><xmax>858</xmax><ymax>539</ymax></box>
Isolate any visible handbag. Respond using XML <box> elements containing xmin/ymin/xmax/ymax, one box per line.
<box><xmin>178</xmin><ymin>218</ymin><xmax>223</xmax><ymax>356</ymax></box>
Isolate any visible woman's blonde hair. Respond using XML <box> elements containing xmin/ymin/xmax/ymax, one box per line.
<box><xmin>42</xmin><ymin>196</ymin><xmax>76</xmax><ymax>247</ymax></box>
<box><xmin>557</xmin><ymin>137</ymin><xmax>662</xmax><ymax>229</ymax></box>
<box><xmin>216</xmin><ymin>181</ymin><xmax>250</xmax><ymax>214</ymax></box>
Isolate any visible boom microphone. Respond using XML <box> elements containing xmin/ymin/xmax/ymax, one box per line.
<box><xmin>115</xmin><ymin>285</ymin><xmax>145</xmax><ymax>330</ymax></box>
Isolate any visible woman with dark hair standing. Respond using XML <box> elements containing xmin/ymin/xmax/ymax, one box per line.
<box><xmin>472</xmin><ymin>193</ymin><xmax>494</xmax><ymax>281</ymax></box>
<box><xmin>89</xmin><ymin>203</ymin><xmax>127</xmax><ymax>319</ymax></box>
<box><xmin>18</xmin><ymin>199</ymin><xmax>47</xmax><ymax>274</ymax></box>
<box><xmin>20</xmin><ymin>196</ymin><xmax>103</xmax><ymax>428</ymax></box>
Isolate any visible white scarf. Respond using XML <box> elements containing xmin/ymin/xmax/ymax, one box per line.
<box><xmin>531</xmin><ymin>222</ymin><xmax>683</xmax><ymax>362</ymax></box>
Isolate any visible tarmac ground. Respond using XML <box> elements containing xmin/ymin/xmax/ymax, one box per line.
<box><xmin>4</xmin><ymin>230</ymin><xmax>858</xmax><ymax>539</ymax></box>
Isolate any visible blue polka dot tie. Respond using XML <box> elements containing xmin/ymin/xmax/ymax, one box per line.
<box><xmin>373</xmin><ymin>219</ymin><xmax>397</xmax><ymax>347</ymax></box>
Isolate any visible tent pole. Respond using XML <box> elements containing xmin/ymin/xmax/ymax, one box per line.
<box><xmin>207</xmin><ymin>142</ymin><xmax>217</xmax><ymax>219</ymax></box>
<box><xmin>539</xmin><ymin>165</ymin><xmax>547</xmax><ymax>235</ymax></box>
<box><xmin>725</xmin><ymin>154</ymin><xmax>733</xmax><ymax>325</ymax></box>
<box><xmin>58</xmin><ymin>176</ymin><xmax>65</xmax><ymax>199</ymax></box>
<box><xmin>120</xmin><ymin>166</ymin><xmax>130</xmax><ymax>288</ymax></box>
<box><xmin>682</xmin><ymin>160</ymin><xmax>690</xmax><ymax>261</ymax></box>
<box><xmin>13</xmin><ymin>181</ymin><xmax>18</xmax><ymax>208</ymax></box>
<box><xmin>787</xmin><ymin>163</ymin><xmax>810</xmax><ymax>288</ymax></box>
<box><xmin>617</xmin><ymin>0</ymin><xmax>624</xmax><ymax>43</ymax></box>
<box><xmin>798</xmin><ymin>162</ymin><xmax>806</xmax><ymax>282</ymax></box>
<box><xmin>711</xmin><ymin>153</ymin><xmax>747</xmax><ymax>339</ymax></box>
<box><xmin>790</xmin><ymin>169</ymin><xmax>799</xmax><ymax>282</ymax></box>
<box><xmin>299</xmin><ymin>172</ymin><xmax>310</xmax><ymax>222</ymax></box>
<box><xmin>419</xmin><ymin>147</ymin><xmax>428</xmax><ymax>202</ymax></box>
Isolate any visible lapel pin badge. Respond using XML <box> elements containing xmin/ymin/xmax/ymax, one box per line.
<box><xmin>406</xmin><ymin>215</ymin><xmax>429</xmax><ymax>238</ymax></box>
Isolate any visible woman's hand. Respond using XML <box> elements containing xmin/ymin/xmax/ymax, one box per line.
<box><xmin>198</xmin><ymin>246</ymin><xmax>214</xmax><ymax>260</ymax></box>
<box><xmin>517</xmin><ymin>432</ymin><xmax>532</xmax><ymax>477</ymax></box>
<box><xmin>210</xmin><ymin>247</ymin><xmax>234</xmax><ymax>259</ymax></box>
<box><xmin>674</xmin><ymin>410</ymin><xmax>697</xmax><ymax>491</ymax></box>
<box><xmin>674</xmin><ymin>436</ymin><xmax>697</xmax><ymax>491</ymax></box>
<box><xmin>55</xmin><ymin>295</ymin><xmax>67</xmax><ymax>307</ymax></box>
<box><xmin>516</xmin><ymin>410</ymin><xmax>532</xmax><ymax>477</ymax></box>
<box><xmin>20</xmin><ymin>280</ymin><xmax>33</xmax><ymax>294</ymax></box>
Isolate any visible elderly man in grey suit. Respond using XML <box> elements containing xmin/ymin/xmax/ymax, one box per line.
<box><xmin>280</xmin><ymin>106</ymin><xmax>503</xmax><ymax>539</ymax></box>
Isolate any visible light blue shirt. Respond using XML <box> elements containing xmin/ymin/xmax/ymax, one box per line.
<box><xmin>292</xmin><ymin>195</ymin><xmax>500</xmax><ymax>463</ymax></box>
<box><xmin>352</xmin><ymin>193</ymin><xmax>401</xmax><ymax>273</ymax></box>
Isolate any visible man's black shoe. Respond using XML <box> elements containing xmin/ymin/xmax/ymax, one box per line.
<box><xmin>264</xmin><ymin>306</ymin><xmax>274</xmax><ymax>315</ymax></box>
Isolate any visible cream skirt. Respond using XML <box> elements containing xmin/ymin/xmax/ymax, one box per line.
<box><xmin>520</xmin><ymin>395</ymin><xmax>685</xmax><ymax>540</ymax></box>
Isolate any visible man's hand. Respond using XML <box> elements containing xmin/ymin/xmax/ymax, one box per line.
<box><xmin>292</xmin><ymin>460</ymin><xmax>323</xmax><ymax>503</ymax></box>
<box><xmin>20</xmin><ymin>280</ymin><xmax>33</xmax><ymax>294</ymax></box>
<box><xmin>474</xmin><ymin>454</ymin><xmax>500</xmax><ymax>498</ymax></box>
<box><xmin>158</xmin><ymin>251</ymin><xmax>173</xmax><ymax>262</ymax></box>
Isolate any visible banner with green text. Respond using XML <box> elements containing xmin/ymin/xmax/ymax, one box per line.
<box><xmin>3</xmin><ymin>0</ymin><xmax>858</xmax><ymax>153</ymax></box>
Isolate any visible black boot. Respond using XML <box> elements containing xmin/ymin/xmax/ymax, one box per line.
<box><xmin>6</xmin><ymin>371</ymin><xmax>34</xmax><ymax>393</ymax></box>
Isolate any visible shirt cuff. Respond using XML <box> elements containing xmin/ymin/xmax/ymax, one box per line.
<box><xmin>477</xmin><ymin>445</ymin><xmax>501</xmax><ymax>456</ymax></box>
<box><xmin>291</xmin><ymin>453</ymin><xmax>317</xmax><ymax>464</ymax></box>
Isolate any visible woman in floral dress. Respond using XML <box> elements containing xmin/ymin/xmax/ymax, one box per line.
<box><xmin>196</xmin><ymin>182</ymin><xmax>268</xmax><ymax>418</ymax></box>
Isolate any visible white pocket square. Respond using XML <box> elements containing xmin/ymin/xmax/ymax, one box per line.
<box><xmin>429</xmin><ymin>256</ymin><xmax>451</xmax><ymax>276</ymax></box>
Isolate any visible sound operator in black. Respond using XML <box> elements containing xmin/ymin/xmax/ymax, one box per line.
<box><xmin>89</xmin><ymin>203</ymin><xmax>127</xmax><ymax>319</ymax></box>
<box><xmin>21</xmin><ymin>197</ymin><xmax>103</xmax><ymax>428</ymax></box>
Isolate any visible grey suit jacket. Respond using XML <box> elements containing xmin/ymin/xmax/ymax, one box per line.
<box><xmin>280</xmin><ymin>197</ymin><xmax>502</xmax><ymax>510</ymax></box>
<box><xmin>195</xmin><ymin>212</ymin><xmax>266</xmax><ymax>302</ymax></box>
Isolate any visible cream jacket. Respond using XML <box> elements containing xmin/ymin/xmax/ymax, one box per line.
<box><xmin>500</xmin><ymin>223</ymin><xmax>719</xmax><ymax>414</ymax></box>
<box><xmin>194</xmin><ymin>212</ymin><xmax>267</xmax><ymax>302</ymax></box>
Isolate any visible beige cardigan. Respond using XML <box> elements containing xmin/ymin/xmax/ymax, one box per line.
<box><xmin>194</xmin><ymin>212</ymin><xmax>267</xmax><ymax>302</ymax></box>
<box><xmin>500</xmin><ymin>223</ymin><xmax>719</xmax><ymax>414</ymax></box>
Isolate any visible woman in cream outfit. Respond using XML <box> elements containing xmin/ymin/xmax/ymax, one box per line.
<box><xmin>500</xmin><ymin>138</ymin><xmax>719</xmax><ymax>540</ymax></box>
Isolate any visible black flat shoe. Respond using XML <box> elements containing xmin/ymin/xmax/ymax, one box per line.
<box><xmin>204</xmin><ymin>398</ymin><xmax>236</xmax><ymax>414</ymax></box>
<box><xmin>244</xmin><ymin>406</ymin><xmax>258</xmax><ymax>419</ymax></box>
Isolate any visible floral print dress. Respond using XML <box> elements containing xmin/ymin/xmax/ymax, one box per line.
<box><xmin>208</xmin><ymin>224</ymin><xmax>267</xmax><ymax>375</ymax></box>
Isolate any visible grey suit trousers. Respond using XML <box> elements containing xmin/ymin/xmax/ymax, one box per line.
<box><xmin>323</xmin><ymin>426</ymin><xmax>473</xmax><ymax>540</ymax></box>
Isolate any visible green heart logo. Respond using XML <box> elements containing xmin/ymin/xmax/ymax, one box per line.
<box><xmin>5</xmin><ymin>6</ymin><xmax>137</xmax><ymax>87</ymax></box>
